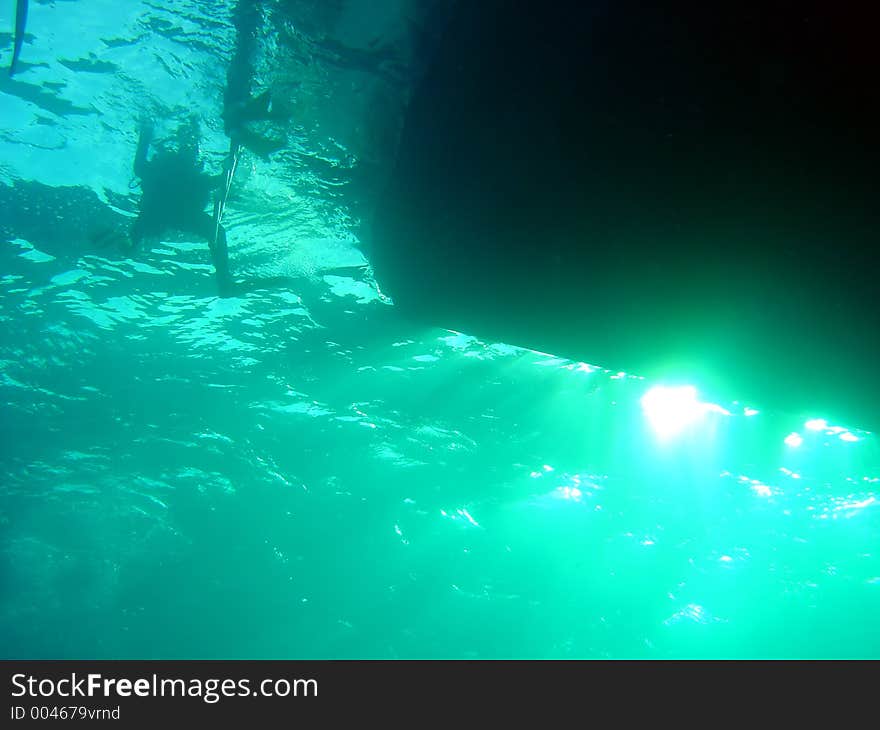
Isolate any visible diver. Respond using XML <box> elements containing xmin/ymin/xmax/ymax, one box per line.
<box><xmin>221</xmin><ymin>0</ymin><xmax>292</xmax><ymax>160</ymax></box>
<box><xmin>222</xmin><ymin>88</ymin><xmax>289</xmax><ymax>158</ymax></box>
<box><xmin>129</xmin><ymin>115</ymin><xmax>234</xmax><ymax>296</ymax></box>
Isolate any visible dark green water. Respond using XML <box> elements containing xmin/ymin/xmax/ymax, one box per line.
<box><xmin>1</xmin><ymin>0</ymin><xmax>878</xmax><ymax>659</ymax></box>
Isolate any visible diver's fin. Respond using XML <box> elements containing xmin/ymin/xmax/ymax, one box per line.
<box><xmin>10</xmin><ymin>0</ymin><xmax>28</xmax><ymax>76</ymax></box>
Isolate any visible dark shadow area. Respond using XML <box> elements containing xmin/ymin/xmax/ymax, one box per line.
<box><xmin>370</xmin><ymin>0</ymin><xmax>880</xmax><ymax>427</ymax></box>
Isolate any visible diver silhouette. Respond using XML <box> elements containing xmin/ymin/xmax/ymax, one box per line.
<box><xmin>222</xmin><ymin>0</ymin><xmax>290</xmax><ymax>160</ymax></box>
<box><xmin>129</xmin><ymin>115</ymin><xmax>234</xmax><ymax>295</ymax></box>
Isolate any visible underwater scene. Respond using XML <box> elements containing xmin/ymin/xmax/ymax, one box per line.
<box><xmin>1</xmin><ymin>1</ymin><xmax>878</xmax><ymax>659</ymax></box>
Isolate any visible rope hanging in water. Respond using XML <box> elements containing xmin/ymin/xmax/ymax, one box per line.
<box><xmin>212</xmin><ymin>141</ymin><xmax>241</xmax><ymax>250</ymax></box>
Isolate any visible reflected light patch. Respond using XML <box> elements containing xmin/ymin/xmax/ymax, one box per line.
<box><xmin>553</xmin><ymin>486</ymin><xmax>583</xmax><ymax>501</ymax></box>
<box><xmin>784</xmin><ymin>432</ymin><xmax>803</xmax><ymax>448</ymax></box>
<box><xmin>805</xmin><ymin>418</ymin><xmax>828</xmax><ymax>431</ymax></box>
<box><xmin>751</xmin><ymin>482</ymin><xmax>773</xmax><ymax>498</ymax></box>
<box><xmin>457</xmin><ymin>508</ymin><xmax>480</xmax><ymax>527</ymax></box>
<box><xmin>640</xmin><ymin>385</ymin><xmax>729</xmax><ymax>439</ymax></box>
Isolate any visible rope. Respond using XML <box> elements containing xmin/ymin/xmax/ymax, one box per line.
<box><xmin>213</xmin><ymin>141</ymin><xmax>242</xmax><ymax>250</ymax></box>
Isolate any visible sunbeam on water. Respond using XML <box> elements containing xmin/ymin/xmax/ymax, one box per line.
<box><xmin>640</xmin><ymin>385</ymin><xmax>730</xmax><ymax>440</ymax></box>
<box><xmin>0</xmin><ymin>0</ymin><xmax>879</xmax><ymax>661</ymax></box>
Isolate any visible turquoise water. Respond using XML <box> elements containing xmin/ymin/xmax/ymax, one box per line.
<box><xmin>2</xmin><ymin>1</ymin><xmax>879</xmax><ymax>659</ymax></box>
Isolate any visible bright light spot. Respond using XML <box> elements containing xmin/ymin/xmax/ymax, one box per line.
<box><xmin>458</xmin><ymin>508</ymin><xmax>480</xmax><ymax>527</ymax></box>
<box><xmin>554</xmin><ymin>486</ymin><xmax>582</xmax><ymax>501</ymax></box>
<box><xmin>543</xmin><ymin>464</ymin><xmax>554</xmax><ymax>472</ymax></box>
<box><xmin>833</xmin><ymin>497</ymin><xmax>877</xmax><ymax>518</ymax></box>
<box><xmin>784</xmin><ymin>432</ymin><xmax>803</xmax><ymax>448</ymax></box>
<box><xmin>840</xmin><ymin>432</ymin><xmax>859</xmax><ymax>443</ymax></box>
<box><xmin>719</xmin><ymin>555</ymin><xmax>733</xmax><ymax>563</ymax></box>
<box><xmin>439</xmin><ymin>332</ymin><xmax>477</xmax><ymax>349</ymax></box>
<box><xmin>744</xmin><ymin>407</ymin><xmax>760</xmax><ymax>417</ymax></box>
<box><xmin>751</xmin><ymin>483</ymin><xmax>773</xmax><ymax>498</ymax></box>
<box><xmin>805</xmin><ymin>418</ymin><xmax>828</xmax><ymax>431</ymax></box>
<box><xmin>664</xmin><ymin>603</ymin><xmax>710</xmax><ymax>626</ymax></box>
<box><xmin>640</xmin><ymin>385</ymin><xmax>729</xmax><ymax>439</ymax></box>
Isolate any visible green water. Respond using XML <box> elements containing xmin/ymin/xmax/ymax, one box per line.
<box><xmin>2</xmin><ymin>288</ymin><xmax>878</xmax><ymax>657</ymax></box>
<box><xmin>1</xmin><ymin>0</ymin><xmax>878</xmax><ymax>659</ymax></box>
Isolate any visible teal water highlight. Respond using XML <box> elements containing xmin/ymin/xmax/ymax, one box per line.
<box><xmin>1</xmin><ymin>0</ymin><xmax>878</xmax><ymax>659</ymax></box>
